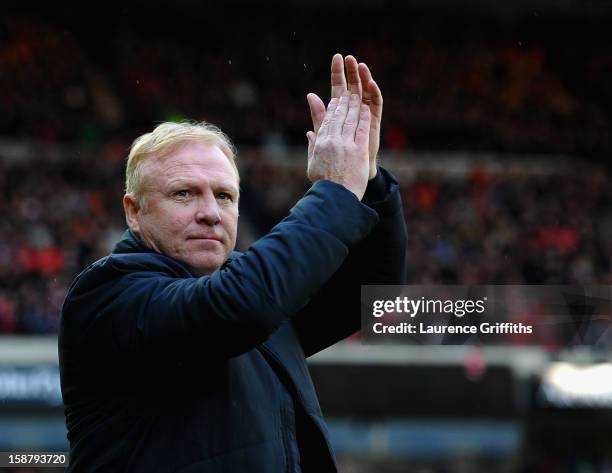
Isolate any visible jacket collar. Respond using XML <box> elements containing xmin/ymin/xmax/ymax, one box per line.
<box><xmin>112</xmin><ymin>229</ymin><xmax>153</xmax><ymax>255</ymax></box>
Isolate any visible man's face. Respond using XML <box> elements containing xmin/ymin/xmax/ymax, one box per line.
<box><xmin>126</xmin><ymin>142</ymin><xmax>239</xmax><ymax>276</ymax></box>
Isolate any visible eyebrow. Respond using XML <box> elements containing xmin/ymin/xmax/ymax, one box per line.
<box><xmin>166</xmin><ymin>178</ymin><xmax>239</xmax><ymax>195</ymax></box>
<box><xmin>218</xmin><ymin>183</ymin><xmax>240</xmax><ymax>196</ymax></box>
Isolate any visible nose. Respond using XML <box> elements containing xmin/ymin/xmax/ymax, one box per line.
<box><xmin>195</xmin><ymin>192</ymin><xmax>221</xmax><ymax>226</ymax></box>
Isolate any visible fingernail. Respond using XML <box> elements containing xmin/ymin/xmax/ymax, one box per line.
<box><xmin>351</xmin><ymin>94</ymin><xmax>359</xmax><ymax>101</ymax></box>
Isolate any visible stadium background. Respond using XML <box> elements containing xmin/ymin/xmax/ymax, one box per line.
<box><xmin>1</xmin><ymin>1</ymin><xmax>612</xmax><ymax>471</ymax></box>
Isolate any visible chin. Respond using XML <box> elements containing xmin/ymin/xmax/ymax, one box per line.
<box><xmin>187</xmin><ymin>255</ymin><xmax>226</xmax><ymax>276</ymax></box>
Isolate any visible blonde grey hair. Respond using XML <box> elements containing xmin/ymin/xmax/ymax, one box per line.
<box><xmin>125</xmin><ymin>121</ymin><xmax>238</xmax><ymax>208</ymax></box>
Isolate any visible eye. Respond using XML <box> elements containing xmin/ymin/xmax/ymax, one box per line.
<box><xmin>217</xmin><ymin>192</ymin><xmax>234</xmax><ymax>202</ymax></box>
<box><xmin>174</xmin><ymin>190</ymin><xmax>191</xmax><ymax>198</ymax></box>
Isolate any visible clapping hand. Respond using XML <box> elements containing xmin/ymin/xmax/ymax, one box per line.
<box><xmin>307</xmin><ymin>91</ymin><xmax>371</xmax><ymax>200</ymax></box>
<box><xmin>306</xmin><ymin>54</ymin><xmax>383</xmax><ymax>180</ymax></box>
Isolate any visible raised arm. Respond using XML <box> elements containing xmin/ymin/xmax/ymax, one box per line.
<box><xmin>296</xmin><ymin>54</ymin><xmax>407</xmax><ymax>357</ymax></box>
<box><xmin>292</xmin><ymin>166</ymin><xmax>407</xmax><ymax>357</ymax></box>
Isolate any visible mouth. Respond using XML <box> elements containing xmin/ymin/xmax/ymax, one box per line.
<box><xmin>187</xmin><ymin>236</ymin><xmax>222</xmax><ymax>242</ymax></box>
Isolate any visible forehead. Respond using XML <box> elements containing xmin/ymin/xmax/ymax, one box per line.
<box><xmin>142</xmin><ymin>142</ymin><xmax>238</xmax><ymax>189</ymax></box>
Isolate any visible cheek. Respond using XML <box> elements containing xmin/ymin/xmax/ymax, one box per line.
<box><xmin>224</xmin><ymin>210</ymin><xmax>239</xmax><ymax>240</ymax></box>
<box><xmin>171</xmin><ymin>212</ymin><xmax>192</xmax><ymax>230</ymax></box>
<box><xmin>161</xmin><ymin>201</ymin><xmax>193</xmax><ymax>223</ymax></box>
<box><xmin>146</xmin><ymin>205</ymin><xmax>193</xmax><ymax>240</ymax></box>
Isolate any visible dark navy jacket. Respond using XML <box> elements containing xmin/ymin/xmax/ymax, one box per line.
<box><xmin>59</xmin><ymin>168</ymin><xmax>407</xmax><ymax>472</ymax></box>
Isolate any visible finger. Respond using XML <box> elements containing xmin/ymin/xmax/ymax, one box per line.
<box><xmin>306</xmin><ymin>93</ymin><xmax>326</xmax><ymax>134</ymax></box>
<box><xmin>317</xmin><ymin>97</ymin><xmax>339</xmax><ymax>138</ymax></box>
<box><xmin>366</xmin><ymin>78</ymin><xmax>383</xmax><ymax>122</ymax></box>
<box><xmin>331</xmin><ymin>53</ymin><xmax>347</xmax><ymax>99</ymax></box>
<box><xmin>341</xmin><ymin>94</ymin><xmax>361</xmax><ymax>139</ymax></box>
<box><xmin>345</xmin><ymin>55</ymin><xmax>362</xmax><ymax>97</ymax></box>
<box><xmin>359</xmin><ymin>63</ymin><xmax>382</xmax><ymax>109</ymax></box>
<box><xmin>358</xmin><ymin>62</ymin><xmax>373</xmax><ymax>86</ymax></box>
<box><xmin>358</xmin><ymin>63</ymin><xmax>373</xmax><ymax>103</ymax></box>
<box><xmin>329</xmin><ymin>92</ymin><xmax>351</xmax><ymax>136</ymax></box>
<box><xmin>355</xmin><ymin>104</ymin><xmax>371</xmax><ymax>148</ymax></box>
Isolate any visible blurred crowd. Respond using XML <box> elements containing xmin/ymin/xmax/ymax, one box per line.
<box><xmin>1</xmin><ymin>7</ymin><xmax>611</xmax><ymax>337</ymax></box>
<box><xmin>1</xmin><ymin>7</ymin><xmax>612</xmax><ymax>156</ymax></box>
<box><xmin>405</xmin><ymin>167</ymin><xmax>611</xmax><ymax>286</ymax></box>
<box><xmin>0</xmin><ymin>147</ymin><xmax>610</xmax><ymax>335</ymax></box>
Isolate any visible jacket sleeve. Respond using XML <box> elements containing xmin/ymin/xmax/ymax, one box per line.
<box><xmin>292</xmin><ymin>167</ymin><xmax>407</xmax><ymax>357</ymax></box>
<box><xmin>61</xmin><ymin>180</ymin><xmax>379</xmax><ymax>361</ymax></box>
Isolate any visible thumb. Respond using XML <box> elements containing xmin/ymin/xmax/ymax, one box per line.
<box><xmin>306</xmin><ymin>131</ymin><xmax>316</xmax><ymax>159</ymax></box>
<box><xmin>307</xmin><ymin>93</ymin><xmax>326</xmax><ymax>134</ymax></box>
<box><xmin>306</xmin><ymin>130</ymin><xmax>316</xmax><ymax>145</ymax></box>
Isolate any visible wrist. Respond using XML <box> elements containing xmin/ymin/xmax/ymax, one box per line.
<box><xmin>362</xmin><ymin>165</ymin><xmax>388</xmax><ymax>203</ymax></box>
<box><xmin>368</xmin><ymin>164</ymin><xmax>378</xmax><ymax>180</ymax></box>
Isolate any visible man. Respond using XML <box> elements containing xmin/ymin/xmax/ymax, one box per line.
<box><xmin>59</xmin><ymin>54</ymin><xmax>407</xmax><ymax>472</ymax></box>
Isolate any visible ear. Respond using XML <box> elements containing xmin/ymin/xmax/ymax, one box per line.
<box><xmin>123</xmin><ymin>194</ymin><xmax>141</xmax><ymax>233</ymax></box>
